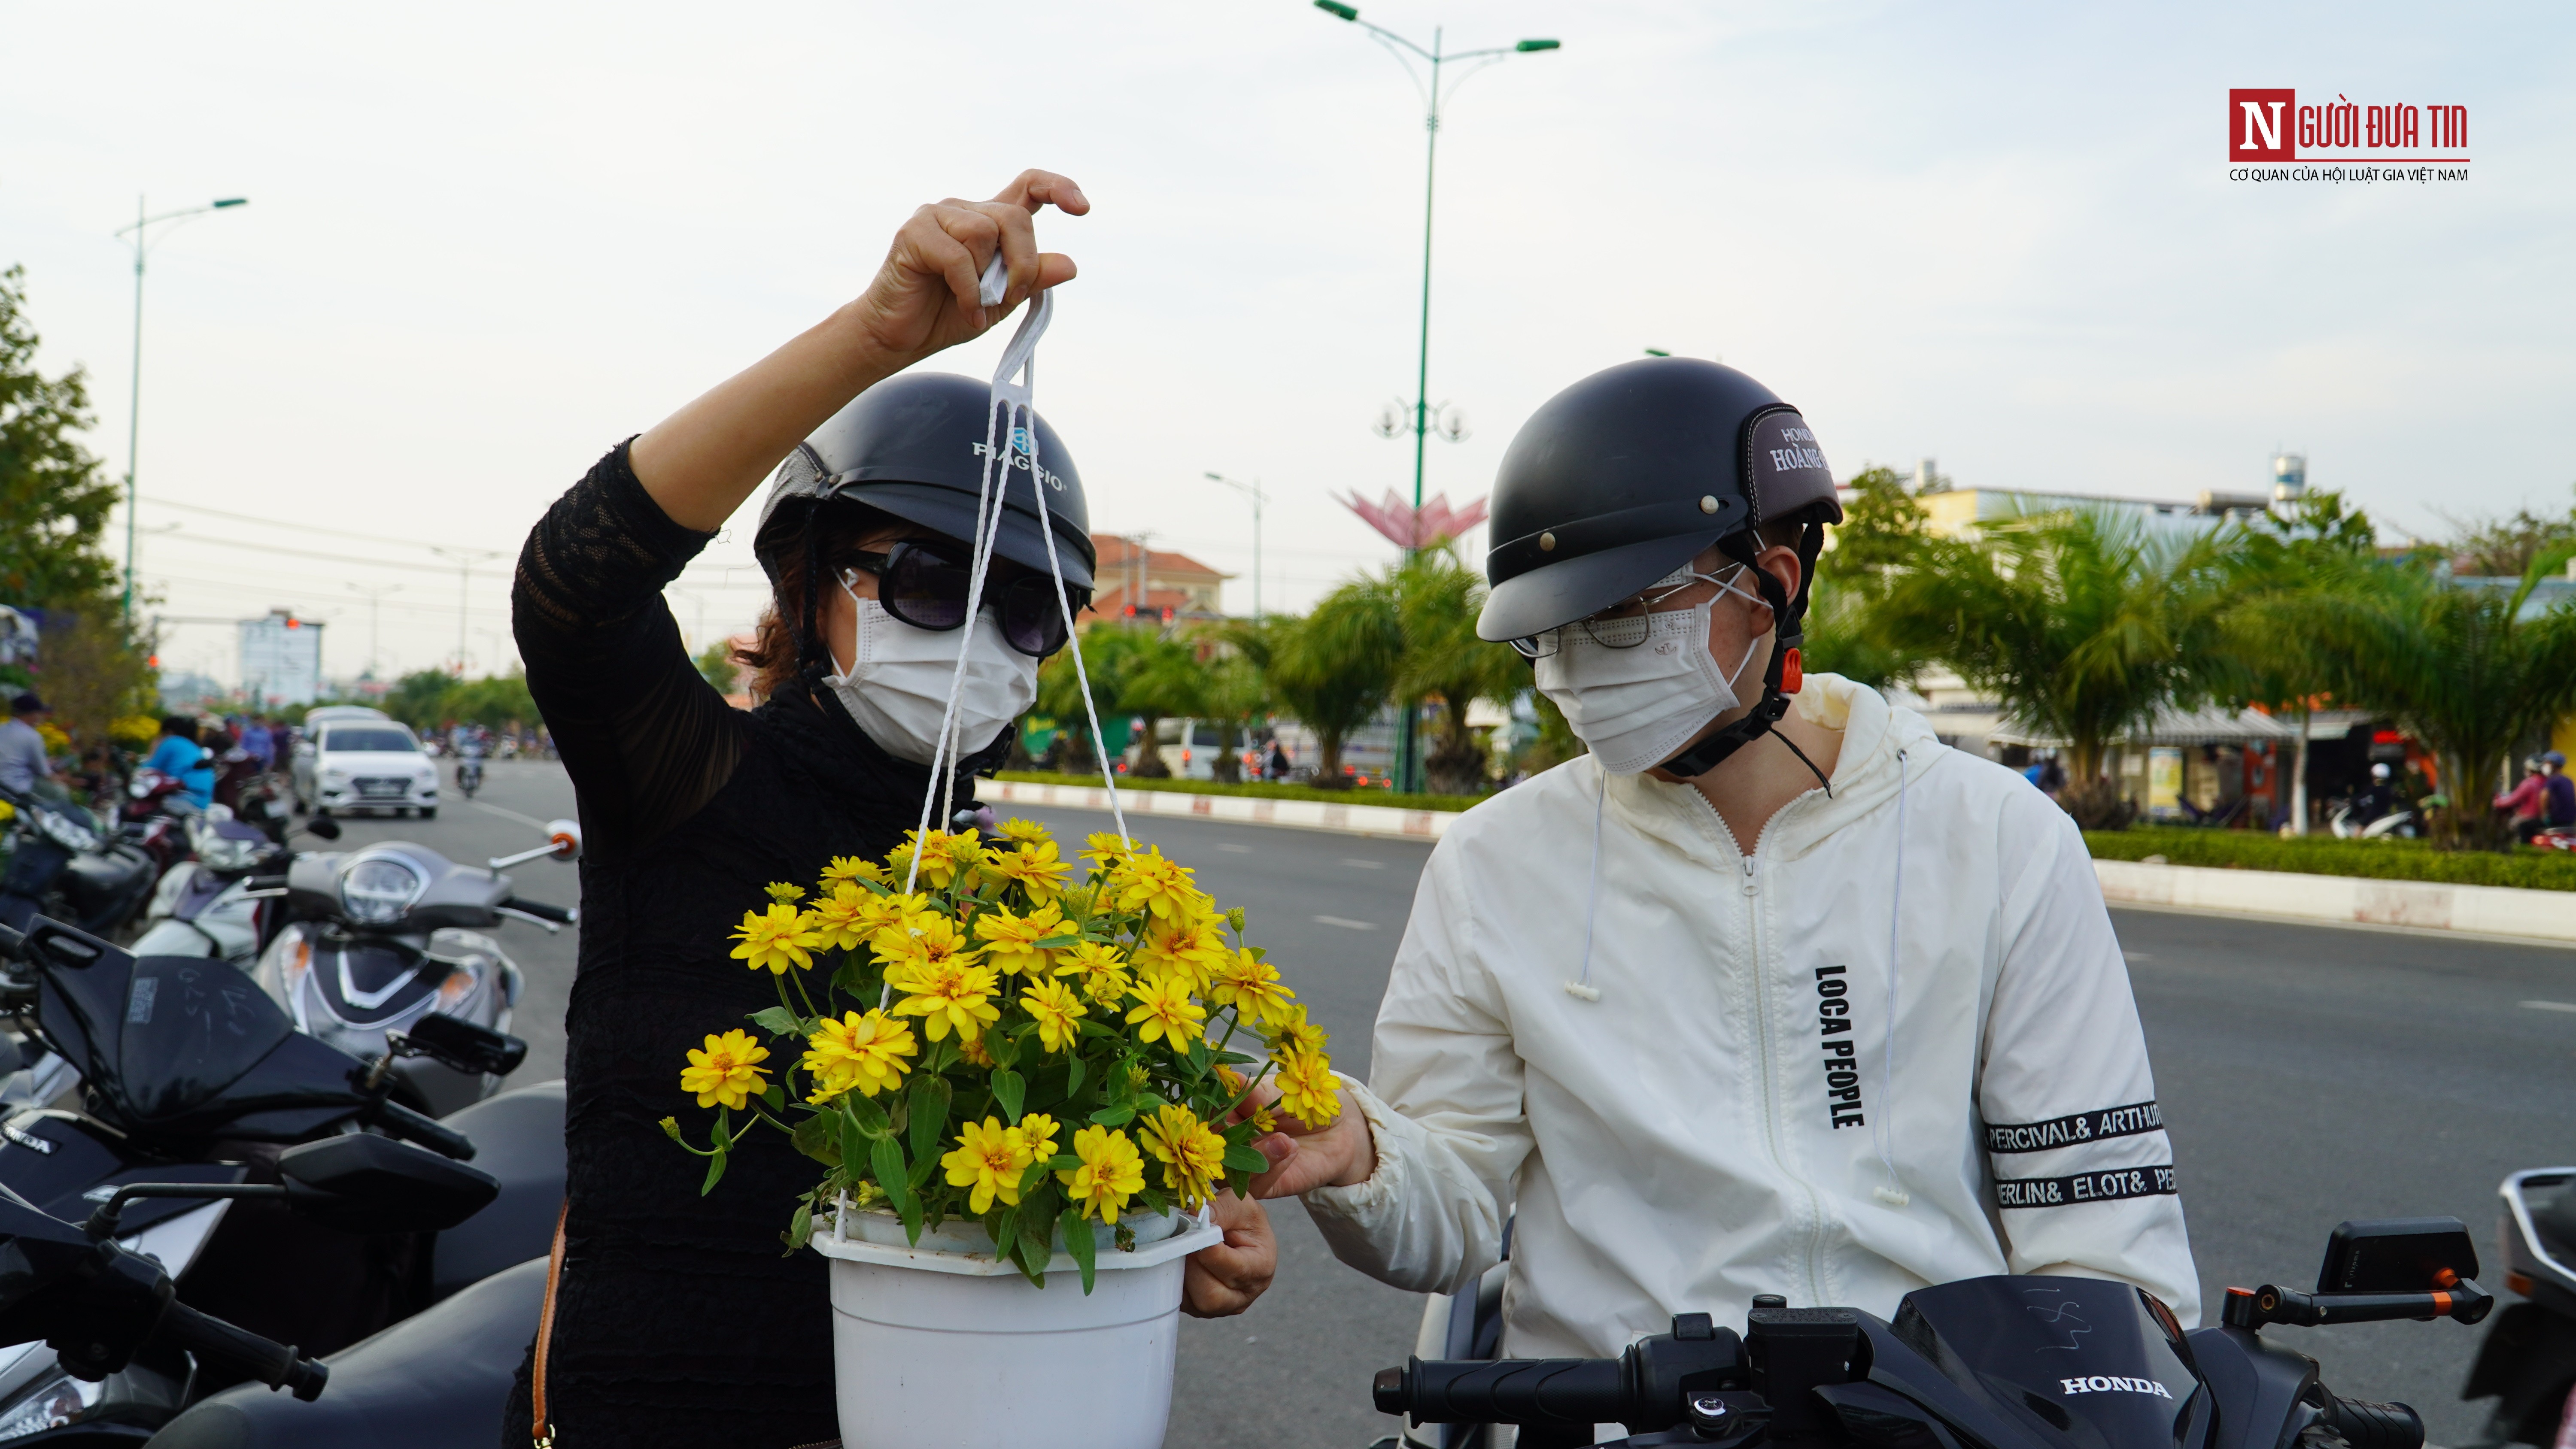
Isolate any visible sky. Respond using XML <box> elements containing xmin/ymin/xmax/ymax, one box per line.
<box><xmin>5</xmin><ymin>1</ymin><xmax>2570</xmax><ymax>689</ymax></box>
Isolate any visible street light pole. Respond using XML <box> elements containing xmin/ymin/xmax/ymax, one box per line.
<box><xmin>115</xmin><ymin>195</ymin><xmax>248</xmax><ymax>621</ymax></box>
<box><xmin>428</xmin><ymin>547</ymin><xmax>504</xmax><ymax>676</ymax></box>
<box><xmin>345</xmin><ymin>582</ymin><xmax>400</xmax><ymax>678</ymax></box>
<box><xmin>1313</xmin><ymin>2</ymin><xmax>1559</xmax><ymax>790</ymax></box>
<box><xmin>1204</xmin><ymin>472</ymin><xmax>1270</xmax><ymax>619</ymax></box>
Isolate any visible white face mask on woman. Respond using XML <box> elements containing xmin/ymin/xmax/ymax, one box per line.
<box><xmin>823</xmin><ymin>582</ymin><xmax>1039</xmax><ymax>768</ymax></box>
<box><xmin>1531</xmin><ymin>566</ymin><xmax>1766</xmax><ymax>775</ymax></box>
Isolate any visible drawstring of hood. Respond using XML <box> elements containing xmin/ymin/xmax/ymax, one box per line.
<box><xmin>1562</xmin><ymin>773</ymin><xmax>1609</xmax><ymax>1002</ymax></box>
<box><xmin>1872</xmin><ymin>746</ymin><xmax>1911</xmax><ymax>1208</ymax></box>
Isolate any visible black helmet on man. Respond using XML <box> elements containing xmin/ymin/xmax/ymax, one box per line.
<box><xmin>1479</xmin><ymin>357</ymin><xmax>1843</xmax><ymax>777</ymax></box>
<box><xmin>753</xmin><ymin>371</ymin><xmax>1097</xmax><ymax>591</ymax></box>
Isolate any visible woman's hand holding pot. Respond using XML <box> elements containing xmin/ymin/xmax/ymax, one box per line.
<box><xmin>1182</xmin><ymin>1192</ymin><xmax>1276</xmax><ymax>1319</ymax></box>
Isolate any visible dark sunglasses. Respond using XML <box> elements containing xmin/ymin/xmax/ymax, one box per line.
<box><xmin>844</xmin><ymin>540</ymin><xmax>1085</xmax><ymax>658</ymax></box>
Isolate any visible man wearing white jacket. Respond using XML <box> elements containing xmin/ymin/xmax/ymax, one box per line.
<box><xmin>1248</xmin><ymin>359</ymin><xmax>2197</xmax><ymax>1390</ymax></box>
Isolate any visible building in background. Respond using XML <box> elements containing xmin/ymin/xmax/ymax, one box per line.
<box><xmin>237</xmin><ymin>608</ymin><xmax>324</xmax><ymax>706</ymax></box>
<box><xmin>1084</xmin><ymin>536</ymin><xmax>1233</xmax><ymax>624</ymax></box>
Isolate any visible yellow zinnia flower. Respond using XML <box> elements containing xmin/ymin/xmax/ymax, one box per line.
<box><xmin>820</xmin><ymin>855</ymin><xmax>887</xmax><ymax>889</ymax></box>
<box><xmin>1012</xmin><ymin>1111</ymin><xmax>1062</xmax><ymax>1163</ymax></box>
<box><xmin>801</xmin><ymin>1009</ymin><xmax>917</xmax><ymax>1102</ymax></box>
<box><xmin>1080</xmin><ymin>831</ymin><xmax>1131</xmax><ymax>871</ymax></box>
<box><xmin>989</xmin><ymin>840</ymin><xmax>1071</xmax><ymax>902</ymax></box>
<box><xmin>1274</xmin><ymin>1049</ymin><xmax>1343</xmax><ymax>1126</ymax></box>
<box><xmin>764</xmin><ymin>881</ymin><xmax>807</xmax><ymax>904</ymax></box>
<box><xmin>1019</xmin><ymin>976</ymin><xmax>1088</xmax><ymax>1053</ymax></box>
<box><xmin>805</xmin><ymin>882</ymin><xmax>883</xmax><ymax>953</ymax></box>
<box><xmin>1136</xmin><ymin>1103</ymin><xmax>1227</xmax><ymax>1210</ymax></box>
<box><xmin>1134</xmin><ymin>915</ymin><xmax>1226</xmax><ymax>990</ymax></box>
<box><xmin>942</xmin><ymin>1116</ymin><xmax>1034</xmax><ymax>1214</ymax></box>
<box><xmin>890</xmin><ymin>828</ymin><xmax>964</xmax><ymax>888</ymax></box>
<box><xmin>886</xmin><ymin>953</ymin><xmax>1003</xmax><ymax>1043</ymax></box>
<box><xmin>1109</xmin><ymin>848</ymin><xmax>1199</xmax><ymax>922</ymax></box>
<box><xmin>1264</xmin><ymin>1002</ymin><xmax>1327</xmax><ymax>1062</ymax></box>
<box><xmin>998</xmin><ymin>818</ymin><xmax>1051</xmax><ymax>845</ymax></box>
<box><xmin>972</xmin><ymin>903</ymin><xmax>1066</xmax><ymax>977</ymax></box>
<box><xmin>729</xmin><ymin>903</ymin><xmax>822</xmax><ymax>975</ymax></box>
<box><xmin>1124</xmin><ymin>971</ymin><xmax>1206</xmax><ymax>1049</ymax></box>
<box><xmin>679</xmin><ymin>1029</ymin><xmax>771</xmax><ymax>1110</ymax></box>
<box><xmin>1059</xmin><ymin>1125</ymin><xmax>1146</xmax><ymax>1223</ymax></box>
<box><xmin>1209</xmin><ymin>948</ymin><xmax>1295</xmax><ymax>1025</ymax></box>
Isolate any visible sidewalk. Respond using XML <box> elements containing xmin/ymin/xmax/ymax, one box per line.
<box><xmin>988</xmin><ymin>779</ymin><xmax>2576</xmax><ymax>947</ymax></box>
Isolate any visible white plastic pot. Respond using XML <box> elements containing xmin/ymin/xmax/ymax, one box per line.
<box><xmin>811</xmin><ymin>1203</ymin><xmax>1222</xmax><ymax>1449</ymax></box>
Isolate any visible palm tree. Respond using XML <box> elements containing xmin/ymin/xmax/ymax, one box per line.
<box><xmin>1391</xmin><ymin>551</ymin><xmax>1526</xmax><ymax>794</ymax></box>
<box><xmin>2208</xmin><ymin>489</ymin><xmax>2383</xmax><ymax>833</ymax></box>
<box><xmin>1239</xmin><ymin>585</ymin><xmax>1403</xmax><ymax>788</ymax></box>
<box><xmin>1875</xmin><ymin>505</ymin><xmax>2234</xmax><ymax>824</ymax></box>
<box><xmin>2245</xmin><ymin>545</ymin><xmax>2576</xmax><ymax>848</ymax></box>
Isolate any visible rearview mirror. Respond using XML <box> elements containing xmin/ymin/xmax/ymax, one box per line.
<box><xmin>401</xmin><ymin>1012</ymin><xmax>528</xmax><ymax>1078</ymax></box>
<box><xmin>301</xmin><ymin>817</ymin><xmax>342</xmax><ymax>841</ymax></box>
<box><xmin>2316</xmin><ymin>1217</ymin><xmax>2480</xmax><ymax>1293</ymax></box>
<box><xmin>276</xmin><ymin>1133</ymin><xmax>499</xmax><ymax>1232</ymax></box>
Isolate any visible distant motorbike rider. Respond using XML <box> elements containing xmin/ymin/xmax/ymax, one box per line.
<box><xmin>1246</xmin><ymin>359</ymin><xmax>2199</xmax><ymax>1397</ymax></box>
<box><xmin>141</xmin><ymin>716</ymin><xmax>216</xmax><ymax>808</ymax></box>
<box><xmin>0</xmin><ymin>692</ymin><xmax>64</xmax><ymax>802</ymax></box>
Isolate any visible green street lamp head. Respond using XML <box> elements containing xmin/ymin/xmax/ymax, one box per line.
<box><xmin>1643</xmin><ymin>347</ymin><xmax>1671</xmax><ymax>357</ymax></box>
<box><xmin>212</xmin><ymin>197</ymin><xmax>248</xmax><ymax>208</ymax></box>
<box><xmin>1515</xmin><ymin>38</ymin><xmax>1561</xmax><ymax>52</ymax></box>
<box><xmin>1314</xmin><ymin>0</ymin><xmax>1358</xmax><ymax>19</ymax></box>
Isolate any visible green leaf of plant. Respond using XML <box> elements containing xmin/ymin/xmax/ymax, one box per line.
<box><xmin>909</xmin><ymin>1076</ymin><xmax>951</xmax><ymax>1165</ymax></box>
<box><xmin>1047</xmin><ymin>1154</ymin><xmax>1082</xmax><ymax>1171</ymax></box>
<box><xmin>1211</xmin><ymin>1050</ymin><xmax>1258</xmax><ymax>1067</ymax></box>
<box><xmin>1064</xmin><ymin>1053</ymin><xmax>1087</xmax><ymax>1101</ymax></box>
<box><xmin>793</xmin><ymin>1113</ymin><xmax>842</xmax><ymax>1168</ymax></box>
<box><xmin>1089</xmin><ymin>1101</ymin><xmax>1136</xmax><ymax>1127</ymax></box>
<box><xmin>908</xmin><ymin>1149</ymin><xmax>938</xmax><ymax>1189</ymax></box>
<box><xmin>1222</xmin><ymin>1142</ymin><xmax>1271</xmax><ymax>1174</ymax></box>
<box><xmin>749</xmin><ymin>1005</ymin><xmax>802</xmax><ymax>1037</ymax></box>
<box><xmin>785</xmin><ymin>1201</ymin><xmax>814</xmax><ymax>1254</ymax></box>
<box><xmin>990</xmin><ymin>1032</ymin><xmax>1023</xmax><ymax>1070</ymax></box>
<box><xmin>1018</xmin><ymin>1215</ymin><xmax>1052</xmax><ymax>1278</ymax></box>
<box><xmin>897</xmin><ymin>1190</ymin><xmax>924</xmax><ymax>1244</ymax></box>
<box><xmin>1033</xmin><ymin>934</ymin><xmax>1081</xmax><ymax>949</ymax></box>
<box><xmin>1184</xmin><ymin>1038</ymin><xmax>1212</xmax><ymax>1079</ymax></box>
<box><xmin>992</xmin><ymin>1069</ymin><xmax>1026</xmax><ymax>1123</ymax></box>
<box><xmin>1019</xmin><ymin>1157</ymin><xmax>1056</xmax><ymax>1194</ymax></box>
<box><xmin>700</xmin><ymin>1146</ymin><xmax>728</xmax><ymax>1196</ymax></box>
<box><xmin>844</xmin><ymin>1090</ymin><xmax>892</xmax><ymax>1140</ymax></box>
<box><xmin>871</xmin><ymin>1137</ymin><xmax>915</xmax><ymax>1218</ymax></box>
<box><xmin>1060</xmin><ymin>1206</ymin><xmax>1098</xmax><ymax>1294</ymax></box>
<box><xmin>760</xmin><ymin>1083</ymin><xmax>786</xmax><ymax>1112</ymax></box>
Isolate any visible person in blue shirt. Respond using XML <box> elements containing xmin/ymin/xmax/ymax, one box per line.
<box><xmin>141</xmin><ymin>716</ymin><xmax>215</xmax><ymax>807</ymax></box>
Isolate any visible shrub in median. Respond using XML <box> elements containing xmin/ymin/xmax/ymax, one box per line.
<box><xmin>992</xmin><ymin>771</ymin><xmax>1484</xmax><ymax>814</ymax></box>
<box><xmin>2085</xmin><ymin>828</ymin><xmax>2576</xmax><ymax>893</ymax></box>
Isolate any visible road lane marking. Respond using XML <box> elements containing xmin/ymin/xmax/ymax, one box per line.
<box><xmin>1342</xmin><ymin>858</ymin><xmax>1385</xmax><ymax>870</ymax></box>
<box><xmin>2123</xmin><ymin>952</ymin><xmax>2154</xmax><ymax>962</ymax></box>
<box><xmin>474</xmin><ymin>801</ymin><xmax>552</xmax><ymax>831</ymax></box>
<box><xmin>1313</xmin><ymin>915</ymin><xmax>1377</xmax><ymax>931</ymax></box>
<box><xmin>2520</xmin><ymin>1000</ymin><xmax>2576</xmax><ymax>1014</ymax></box>
<box><xmin>1218</xmin><ymin>843</ymin><xmax>1253</xmax><ymax>853</ymax></box>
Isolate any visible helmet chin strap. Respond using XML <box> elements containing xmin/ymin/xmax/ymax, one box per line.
<box><xmin>1652</xmin><ymin>532</ymin><xmax>1832</xmax><ymax>793</ymax></box>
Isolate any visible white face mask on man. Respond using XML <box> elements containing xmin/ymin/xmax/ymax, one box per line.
<box><xmin>1531</xmin><ymin>564</ymin><xmax>1766</xmax><ymax>775</ymax></box>
<box><xmin>822</xmin><ymin>575</ymin><xmax>1039</xmax><ymax>768</ymax></box>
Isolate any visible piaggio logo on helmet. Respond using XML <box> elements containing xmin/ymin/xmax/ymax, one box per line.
<box><xmin>969</xmin><ymin>437</ymin><xmax>1067</xmax><ymax>492</ymax></box>
<box><xmin>2227</xmin><ymin>89</ymin><xmax>2470</xmax><ymax>184</ymax></box>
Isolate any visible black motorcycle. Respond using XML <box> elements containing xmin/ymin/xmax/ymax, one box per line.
<box><xmin>0</xmin><ymin>915</ymin><xmax>565</xmax><ymax>1444</ymax></box>
<box><xmin>2461</xmin><ymin>1167</ymin><xmax>2576</xmax><ymax>1448</ymax></box>
<box><xmin>1376</xmin><ymin>1218</ymin><xmax>2488</xmax><ymax>1449</ymax></box>
<box><xmin>0</xmin><ymin>791</ymin><xmax>156</xmax><ymax>938</ymax></box>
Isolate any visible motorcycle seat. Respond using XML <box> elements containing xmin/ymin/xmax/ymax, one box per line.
<box><xmin>431</xmin><ymin>1079</ymin><xmax>567</xmax><ymax>1300</ymax></box>
<box><xmin>145</xmin><ymin>1255</ymin><xmax>546</xmax><ymax>1449</ymax></box>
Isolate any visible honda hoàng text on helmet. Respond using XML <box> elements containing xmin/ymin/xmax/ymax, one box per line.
<box><xmin>1478</xmin><ymin>358</ymin><xmax>1843</xmax><ymax>779</ymax></box>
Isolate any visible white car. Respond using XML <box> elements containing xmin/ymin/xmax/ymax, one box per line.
<box><xmin>303</xmin><ymin>721</ymin><xmax>440</xmax><ymax>818</ymax></box>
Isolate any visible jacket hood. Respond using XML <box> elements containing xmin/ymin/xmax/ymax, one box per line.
<box><xmin>1600</xmin><ymin>672</ymin><xmax>1948</xmax><ymax>863</ymax></box>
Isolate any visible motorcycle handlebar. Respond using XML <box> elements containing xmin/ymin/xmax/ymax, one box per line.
<box><xmin>158</xmin><ymin>1297</ymin><xmax>328</xmax><ymax>1402</ymax></box>
<box><xmin>2322</xmin><ymin>1394</ymin><xmax>2425</xmax><ymax>1449</ymax></box>
<box><xmin>366</xmin><ymin>1098</ymin><xmax>477</xmax><ymax>1161</ymax></box>
<box><xmin>501</xmin><ymin>897</ymin><xmax>574</xmax><ymax>925</ymax></box>
<box><xmin>1376</xmin><ymin>1355</ymin><xmax>1628</xmax><ymax>1429</ymax></box>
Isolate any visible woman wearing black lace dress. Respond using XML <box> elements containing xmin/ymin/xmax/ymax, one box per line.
<box><xmin>505</xmin><ymin>170</ymin><xmax>1275</xmax><ymax>1448</ymax></box>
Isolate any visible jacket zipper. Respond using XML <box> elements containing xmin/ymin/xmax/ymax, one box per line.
<box><xmin>1692</xmin><ymin>794</ymin><xmax>1833</xmax><ymax>1309</ymax></box>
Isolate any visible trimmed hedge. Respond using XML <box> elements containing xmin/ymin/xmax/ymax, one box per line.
<box><xmin>2085</xmin><ymin>827</ymin><xmax>2576</xmax><ymax>893</ymax></box>
<box><xmin>991</xmin><ymin>770</ymin><xmax>1486</xmax><ymax>813</ymax></box>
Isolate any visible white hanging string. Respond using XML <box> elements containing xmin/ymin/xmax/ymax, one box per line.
<box><xmin>1872</xmin><ymin>746</ymin><xmax>1911</xmax><ymax>1208</ymax></box>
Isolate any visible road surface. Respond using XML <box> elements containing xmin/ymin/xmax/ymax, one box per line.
<box><xmin>374</xmin><ymin>762</ymin><xmax>2574</xmax><ymax>1448</ymax></box>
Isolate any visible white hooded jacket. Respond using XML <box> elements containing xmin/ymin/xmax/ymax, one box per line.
<box><xmin>1302</xmin><ymin>673</ymin><xmax>2197</xmax><ymax>1358</ymax></box>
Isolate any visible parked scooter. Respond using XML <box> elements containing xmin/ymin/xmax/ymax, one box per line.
<box><xmin>2461</xmin><ymin>1168</ymin><xmax>2576</xmax><ymax>1448</ymax></box>
<box><xmin>130</xmin><ymin>809</ymin><xmax>341</xmax><ymax>967</ymax></box>
<box><xmin>0</xmin><ymin>788</ymin><xmax>157</xmax><ymax>937</ymax></box>
<box><xmin>1376</xmin><ymin>1217</ymin><xmax>2485</xmax><ymax>1449</ymax></box>
<box><xmin>0</xmin><ymin>914</ymin><xmax>567</xmax><ymax>1444</ymax></box>
<box><xmin>250</xmin><ymin>820</ymin><xmax>577</xmax><ymax>1117</ymax></box>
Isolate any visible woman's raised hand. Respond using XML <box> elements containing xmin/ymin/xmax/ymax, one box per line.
<box><xmin>851</xmin><ymin>170</ymin><xmax>1090</xmax><ymax>366</ymax></box>
<box><xmin>629</xmin><ymin>170</ymin><xmax>1089</xmax><ymax>531</ymax></box>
